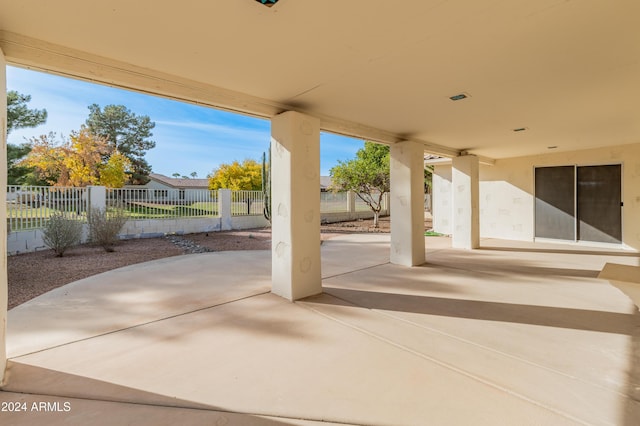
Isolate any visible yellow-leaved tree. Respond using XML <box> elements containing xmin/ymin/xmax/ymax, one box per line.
<box><xmin>99</xmin><ymin>151</ymin><xmax>133</xmax><ymax>188</ymax></box>
<box><xmin>61</xmin><ymin>127</ymin><xmax>110</xmax><ymax>187</ymax></box>
<box><xmin>208</xmin><ymin>159</ymin><xmax>262</xmax><ymax>190</ymax></box>
<box><xmin>19</xmin><ymin>132</ymin><xmax>66</xmax><ymax>186</ymax></box>
<box><xmin>20</xmin><ymin>127</ymin><xmax>132</xmax><ymax>187</ymax></box>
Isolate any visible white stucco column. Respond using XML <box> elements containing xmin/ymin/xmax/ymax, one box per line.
<box><xmin>1</xmin><ymin>48</ymin><xmax>8</xmax><ymax>383</ymax></box>
<box><xmin>218</xmin><ymin>189</ymin><xmax>232</xmax><ymax>231</ymax></box>
<box><xmin>87</xmin><ymin>185</ymin><xmax>106</xmax><ymax>212</ymax></box>
<box><xmin>452</xmin><ymin>154</ymin><xmax>480</xmax><ymax>249</ymax></box>
<box><xmin>390</xmin><ymin>141</ymin><xmax>425</xmax><ymax>266</ymax></box>
<box><xmin>270</xmin><ymin>111</ymin><xmax>321</xmax><ymax>301</ymax></box>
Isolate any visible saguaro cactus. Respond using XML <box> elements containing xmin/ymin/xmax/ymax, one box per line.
<box><xmin>262</xmin><ymin>144</ymin><xmax>271</xmax><ymax>222</ymax></box>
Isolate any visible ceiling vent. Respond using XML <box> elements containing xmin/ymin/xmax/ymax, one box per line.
<box><xmin>255</xmin><ymin>0</ymin><xmax>279</xmax><ymax>6</ymax></box>
<box><xmin>513</xmin><ymin>127</ymin><xmax>528</xmax><ymax>132</ymax></box>
<box><xmin>449</xmin><ymin>93</ymin><xmax>470</xmax><ymax>101</ymax></box>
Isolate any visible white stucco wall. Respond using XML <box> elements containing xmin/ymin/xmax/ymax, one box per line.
<box><xmin>432</xmin><ymin>165</ymin><xmax>453</xmax><ymax>235</ymax></box>
<box><xmin>1</xmin><ymin>47</ymin><xmax>8</xmax><ymax>381</ymax></box>
<box><xmin>432</xmin><ymin>142</ymin><xmax>640</xmax><ymax>250</ymax></box>
<box><xmin>479</xmin><ymin>164</ymin><xmax>533</xmax><ymax>242</ymax></box>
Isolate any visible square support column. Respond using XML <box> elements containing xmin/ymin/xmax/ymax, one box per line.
<box><xmin>452</xmin><ymin>154</ymin><xmax>480</xmax><ymax>249</ymax></box>
<box><xmin>390</xmin><ymin>141</ymin><xmax>425</xmax><ymax>266</ymax></box>
<box><xmin>218</xmin><ymin>189</ymin><xmax>233</xmax><ymax>231</ymax></box>
<box><xmin>271</xmin><ymin>111</ymin><xmax>321</xmax><ymax>301</ymax></box>
<box><xmin>0</xmin><ymin>48</ymin><xmax>8</xmax><ymax>383</ymax></box>
<box><xmin>87</xmin><ymin>185</ymin><xmax>106</xmax><ymax>213</ymax></box>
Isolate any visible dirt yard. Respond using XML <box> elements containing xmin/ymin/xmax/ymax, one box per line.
<box><xmin>8</xmin><ymin>216</ymin><xmax>431</xmax><ymax>309</ymax></box>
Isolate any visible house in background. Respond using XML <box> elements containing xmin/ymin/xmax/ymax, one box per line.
<box><xmin>319</xmin><ymin>176</ymin><xmax>333</xmax><ymax>192</ymax></box>
<box><xmin>130</xmin><ymin>173</ymin><xmax>211</xmax><ymax>203</ymax></box>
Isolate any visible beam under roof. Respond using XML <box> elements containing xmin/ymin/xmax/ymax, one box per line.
<box><xmin>0</xmin><ymin>31</ymin><xmax>464</xmax><ymax>159</ymax></box>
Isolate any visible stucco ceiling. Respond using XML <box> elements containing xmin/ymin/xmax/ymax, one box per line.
<box><xmin>1</xmin><ymin>0</ymin><xmax>639</xmax><ymax>159</ymax></box>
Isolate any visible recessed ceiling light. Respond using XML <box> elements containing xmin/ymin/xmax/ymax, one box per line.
<box><xmin>547</xmin><ymin>146</ymin><xmax>558</xmax><ymax>149</ymax></box>
<box><xmin>255</xmin><ymin>0</ymin><xmax>279</xmax><ymax>6</ymax></box>
<box><xmin>513</xmin><ymin>127</ymin><xmax>528</xmax><ymax>132</ymax></box>
<box><xmin>449</xmin><ymin>93</ymin><xmax>470</xmax><ymax>101</ymax></box>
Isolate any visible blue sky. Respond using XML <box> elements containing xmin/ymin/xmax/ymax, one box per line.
<box><xmin>6</xmin><ymin>66</ymin><xmax>364</xmax><ymax>178</ymax></box>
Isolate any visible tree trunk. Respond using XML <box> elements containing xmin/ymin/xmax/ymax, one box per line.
<box><xmin>373</xmin><ymin>211</ymin><xmax>379</xmax><ymax>228</ymax></box>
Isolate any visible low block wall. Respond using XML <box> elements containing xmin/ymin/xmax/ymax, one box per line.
<box><xmin>119</xmin><ymin>217</ymin><xmax>222</xmax><ymax>239</ymax></box>
<box><xmin>8</xmin><ymin>228</ymin><xmax>48</xmax><ymax>255</ymax></box>
<box><xmin>321</xmin><ymin>210</ymin><xmax>388</xmax><ymax>224</ymax></box>
<box><xmin>8</xmin><ymin>204</ymin><xmax>384</xmax><ymax>255</ymax></box>
<box><xmin>8</xmin><ymin>215</ymin><xmax>271</xmax><ymax>255</ymax></box>
<box><xmin>8</xmin><ymin>224</ymin><xmax>91</xmax><ymax>255</ymax></box>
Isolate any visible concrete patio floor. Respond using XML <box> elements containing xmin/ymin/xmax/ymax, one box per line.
<box><xmin>2</xmin><ymin>234</ymin><xmax>640</xmax><ymax>425</ymax></box>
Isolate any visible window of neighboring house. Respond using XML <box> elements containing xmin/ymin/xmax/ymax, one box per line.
<box><xmin>154</xmin><ymin>190</ymin><xmax>168</xmax><ymax>198</ymax></box>
<box><xmin>179</xmin><ymin>190</ymin><xmax>185</xmax><ymax>200</ymax></box>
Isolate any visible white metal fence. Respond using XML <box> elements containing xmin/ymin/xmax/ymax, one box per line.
<box><xmin>107</xmin><ymin>188</ymin><xmax>218</xmax><ymax>219</ymax></box>
<box><xmin>7</xmin><ymin>186</ymin><xmax>390</xmax><ymax>232</ymax></box>
<box><xmin>7</xmin><ymin>185</ymin><xmax>88</xmax><ymax>231</ymax></box>
<box><xmin>231</xmin><ymin>190</ymin><xmax>264</xmax><ymax>216</ymax></box>
<box><xmin>6</xmin><ymin>186</ymin><xmax>268</xmax><ymax>230</ymax></box>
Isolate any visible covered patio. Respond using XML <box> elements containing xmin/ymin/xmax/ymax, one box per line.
<box><xmin>1</xmin><ymin>1</ymin><xmax>640</xmax><ymax>424</ymax></box>
<box><xmin>2</xmin><ymin>234</ymin><xmax>640</xmax><ymax>425</ymax></box>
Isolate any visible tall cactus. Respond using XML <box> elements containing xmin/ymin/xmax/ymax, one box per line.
<box><xmin>262</xmin><ymin>143</ymin><xmax>271</xmax><ymax>222</ymax></box>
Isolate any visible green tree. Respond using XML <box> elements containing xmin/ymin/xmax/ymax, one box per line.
<box><xmin>8</xmin><ymin>143</ymin><xmax>36</xmax><ymax>185</ymax></box>
<box><xmin>6</xmin><ymin>91</ymin><xmax>48</xmax><ymax>184</ymax></box>
<box><xmin>424</xmin><ymin>164</ymin><xmax>434</xmax><ymax>194</ymax></box>
<box><xmin>7</xmin><ymin>91</ymin><xmax>48</xmax><ymax>134</ymax></box>
<box><xmin>329</xmin><ymin>141</ymin><xmax>390</xmax><ymax>228</ymax></box>
<box><xmin>208</xmin><ymin>159</ymin><xmax>262</xmax><ymax>190</ymax></box>
<box><xmin>85</xmin><ymin>104</ymin><xmax>155</xmax><ymax>185</ymax></box>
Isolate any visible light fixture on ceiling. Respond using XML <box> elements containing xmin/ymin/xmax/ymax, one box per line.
<box><xmin>449</xmin><ymin>93</ymin><xmax>470</xmax><ymax>101</ymax></box>
<box><xmin>255</xmin><ymin>0</ymin><xmax>279</xmax><ymax>6</ymax></box>
<box><xmin>513</xmin><ymin>127</ymin><xmax>528</xmax><ymax>132</ymax></box>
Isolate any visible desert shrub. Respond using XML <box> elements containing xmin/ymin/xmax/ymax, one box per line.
<box><xmin>88</xmin><ymin>206</ymin><xmax>128</xmax><ymax>252</ymax></box>
<box><xmin>42</xmin><ymin>212</ymin><xmax>83</xmax><ymax>257</ymax></box>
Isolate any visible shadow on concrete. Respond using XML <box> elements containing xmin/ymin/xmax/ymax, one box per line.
<box><xmin>8</xmin><ymin>291</ymin><xmax>317</xmax><ymax>360</ymax></box>
<box><xmin>479</xmin><ymin>246</ymin><xmax>640</xmax><ymax>258</ymax></box>
<box><xmin>0</xmin><ymin>361</ymin><xmax>305</xmax><ymax>425</ymax></box>
<box><xmin>625</xmin><ymin>323</ymin><xmax>640</xmax><ymax>426</ymax></box>
<box><xmin>322</xmin><ymin>287</ymin><xmax>639</xmax><ymax>335</ymax></box>
<box><xmin>424</xmin><ymin>253</ymin><xmax>601</xmax><ymax>278</ymax></box>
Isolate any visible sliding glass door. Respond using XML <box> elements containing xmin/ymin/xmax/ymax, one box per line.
<box><xmin>535</xmin><ymin>165</ymin><xmax>621</xmax><ymax>244</ymax></box>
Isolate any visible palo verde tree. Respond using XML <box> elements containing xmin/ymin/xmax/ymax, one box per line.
<box><xmin>6</xmin><ymin>90</ymin><xmax>48</xmax><ymax>184</ymax></box>
<box><xmin>85</xmin><ymin>104</ymin><xmax>155</xmax><ymax>185</ymax></box>
<box><xmin>329</xmin><ymin>141</ymin><xmax>390</xmax><ymax>228</ymax></box>
<box><xmin>208</xmin><ymin>159</ymin><xmax>262</xmax><ymax>190</ymax></box>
